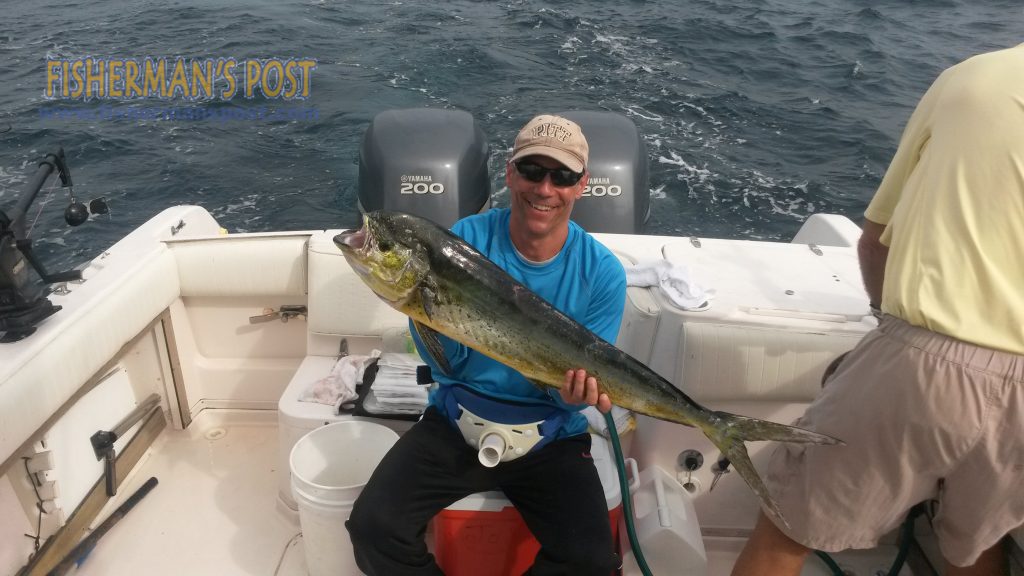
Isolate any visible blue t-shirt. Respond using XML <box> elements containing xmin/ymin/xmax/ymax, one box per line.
<box><xmin>410</xmin><ymin>208</ymin><xmax>627</xmax><ymax>439</ymax></box>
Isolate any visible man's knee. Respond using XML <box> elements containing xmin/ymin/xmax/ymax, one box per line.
<box><xmin>346</xmin><ymin>498</ymin><xmax>391</xmax><ymax>546</ymax></box>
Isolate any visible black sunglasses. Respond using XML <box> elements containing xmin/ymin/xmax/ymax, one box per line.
<box><xmin>514</xmin><ymin>160</ymin><xmax>584</xmax><ymax>187</ymax></box>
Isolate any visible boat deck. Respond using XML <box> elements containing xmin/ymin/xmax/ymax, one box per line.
<box><xmin>75</xmin><ymin>411</ymin><xmax>306</xmax><ymax>576</ymax></box>
<box><xmin>71</xmin><ymin>410</ymin><xmax>915</xmax><ymax>576</ymax></box>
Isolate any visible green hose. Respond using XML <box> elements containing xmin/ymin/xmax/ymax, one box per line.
<box><xmin>813</xmin><ymin>550</ymin><xmax>846</xmax><ymax>575</ymax></box>
<box><xmin>885</xmin><ymin>503</ymin><xmax>924</xmax><ymax>575</ymax></box>
<box><xmin>604</xmin><ymin>411</ymin><xmax>654</xmax><ymax>576</ymax></box>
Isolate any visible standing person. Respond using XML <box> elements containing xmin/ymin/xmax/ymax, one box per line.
<box><xmin>346</xmin><ymin>114</ymin><xmax>627</xmax><ymax>576</ymax></box>
<box><xmin>732</xmin><ymin>45</ymin><xmax>1024</xmax><ymax>575</ymax></box>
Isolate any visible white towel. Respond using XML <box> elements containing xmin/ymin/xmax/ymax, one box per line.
<box><xmin>626</xmin><ymin>260</ymin><xmax>714</xmax><ymax>311</ymax></box>
<box><xmin>378</xmin><ymin>352</ymin><xmax>421</xmax><ymax>374</ymax></box>
<box><xmin>370</xmin><ymin>352</ymin><xmax>430</xmax><ymax>413</ymax></box>
<box><xmin>299</xmin><ymin>351</ymin><xmax>381</xmax><ymax>410</ymax></box>
<box><xmin>363</xmin><ymin>392</ymin><xmax>426</xmax><ymax>414</ymax></box>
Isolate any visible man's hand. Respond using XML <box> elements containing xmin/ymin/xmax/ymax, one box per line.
<box><xmin>560</xmin><ymin>369</ymin><xmax>612</xmax><ymax>414</ymax></box>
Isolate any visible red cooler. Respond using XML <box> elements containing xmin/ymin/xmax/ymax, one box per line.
<box><xmin>433</xmin><ymin>434</ymin><xmax>626</xmax><ymax>576</ymax></box>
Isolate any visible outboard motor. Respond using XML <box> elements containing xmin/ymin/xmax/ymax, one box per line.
<box><xmin>560</xmin><ymin>111</ymin><xmax>649</xmax><ymax>234</ymax></box>
<box><xmin>358</xmin><ymin>108</ymin><xmax>490</xmax><ymax>228</ymax></box>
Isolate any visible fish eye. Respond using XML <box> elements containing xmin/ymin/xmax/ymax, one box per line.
<box><xmin>378</xmin><ymin>240</ymin><xmax>392</xmax><ymax>252</ymax></box>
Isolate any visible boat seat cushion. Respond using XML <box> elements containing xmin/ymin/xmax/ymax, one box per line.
<box><xmin>676</xmin><ymin>322</ymin><xmax>863</xmax><ymax>401</ymax></box>
<box><xmin>169</xmin><ymin>234</ymin><xmax>309</xmax><ymax>297</ymax></box>
<box><xmin>306</xmin><ymin>230</ymin><xmax>409</xmax><ymax>354</ymax></box>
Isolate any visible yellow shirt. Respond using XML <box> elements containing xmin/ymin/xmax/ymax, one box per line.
<box><xmin>865</xmin><ymin>45</ymin><xmax>1024</xmax><ymax>355</ymax></box>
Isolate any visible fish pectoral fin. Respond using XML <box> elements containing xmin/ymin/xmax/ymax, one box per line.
<box><xmin>419</xmin><ymin>285</ymin><xmax>437</xmax><ymax>321</ymax></box>
<box><xmin>412</xmin><ymin>320</ymin><xmax>452</xmax><ymax>376</ymax></box>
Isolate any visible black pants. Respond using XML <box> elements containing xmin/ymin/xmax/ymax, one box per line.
<box><xmin>346</xmin><ymin>407</ymin><xmax>619</xmax><ymax>576</ymax></box>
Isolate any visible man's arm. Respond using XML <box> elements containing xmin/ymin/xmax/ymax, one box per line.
<box><xmin>858</xmin><ymin>218</ymin><xmax>888</xmax><ymax>309</ymax></box>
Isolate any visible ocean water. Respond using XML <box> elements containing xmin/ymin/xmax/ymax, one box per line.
<box><xmin>0</xmin><ymin>0</ymin><xmax>1021</xmax><ymax>268</ymax></box>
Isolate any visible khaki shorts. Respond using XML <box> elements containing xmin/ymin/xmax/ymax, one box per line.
<box><xmin>765</xmin><ymin>315</ymin><xmax>1024</xmax><ymax>567</ymax></box>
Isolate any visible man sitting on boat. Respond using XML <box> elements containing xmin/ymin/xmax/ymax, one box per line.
<box><xmin>345</xmin><ymin>114</ymin><xmax>628</xmax><ymax>575</ymax></box>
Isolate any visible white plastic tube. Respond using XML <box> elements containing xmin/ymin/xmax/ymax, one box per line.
<box><xmin>478</xmin><ymin>432</ymin><xmax>507</xmax><ymax>467</ymax></box>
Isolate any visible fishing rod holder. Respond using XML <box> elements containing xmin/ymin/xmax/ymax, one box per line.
<box><xmin>0</xmin><ymin>147</ymin><xmax>107</xmax><ymax>342</ymax></box>
<box><xmin>90</xmin><ymin>394</ymin><xmax>161</xmax><ymax>497</ymax></box>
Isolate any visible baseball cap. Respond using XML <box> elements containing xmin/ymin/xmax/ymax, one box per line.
<box><xmin>510</xmin><ymin>114</ymin><xmax>589</xmax><ymax>173</ymax></box>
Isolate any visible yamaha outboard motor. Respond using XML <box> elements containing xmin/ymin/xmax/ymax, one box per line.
<box><xmin>358</xmin><ymin>109</ymin><xmax>490</xmax><ymax>228</ymax></box>
<box><xmin>560</xmin><ymin>111</ymin><xmax>649</xmax><ymax>234</ymax></box>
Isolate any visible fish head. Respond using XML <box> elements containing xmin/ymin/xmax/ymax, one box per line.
<box><xmin>334</xmin><ymin>212</ymin><xmax>430</xmax><ymax>304</ymax></box>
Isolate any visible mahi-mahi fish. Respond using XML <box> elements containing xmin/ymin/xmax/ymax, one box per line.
<box><xmin>335</xmin><ymin>211</ymin><xmax>841</xmax><ymax>526</ymax></box>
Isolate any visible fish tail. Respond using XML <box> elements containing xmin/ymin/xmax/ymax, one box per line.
<box><xmin>697</xmin><ymin>411</ymin><xmax>843</xmax><ymax>529</ymax></box>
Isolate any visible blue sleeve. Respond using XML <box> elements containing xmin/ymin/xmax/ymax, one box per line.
<box><xmin>585</xmin><ymin>253</ymin><xmax>627</xmax><ymax>345</ymax></box>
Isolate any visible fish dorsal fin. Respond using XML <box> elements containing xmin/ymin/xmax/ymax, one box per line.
<box><xmin>412</xmin><ymin>320</ymin><xmax>452</xmax><ymax>376</ymax></box>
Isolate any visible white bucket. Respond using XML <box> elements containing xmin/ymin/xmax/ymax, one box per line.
<box><xmin>290</xmin><ymin>421</ymin><xmax>399</xmax><ymax>576</ymax></box>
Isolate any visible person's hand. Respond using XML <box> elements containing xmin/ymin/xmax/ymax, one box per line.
<box><xmin>560</xmin><ymin>369</ymin><xmax>612</xmax><ymax>414</ymax></box>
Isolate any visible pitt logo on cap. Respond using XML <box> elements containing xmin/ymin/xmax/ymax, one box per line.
<box><xmin>531</xmin><ymin>123</ymin><xmax>572</xmax><ymax>142</ymax></box>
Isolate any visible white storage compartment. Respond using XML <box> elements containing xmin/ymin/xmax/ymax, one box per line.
<box><xmin>277</xmin><ymin>355</ymin><xmax>415</xmax><ymax>510</ymax></box>
<box><xmin>648</xmin><ymin>238</ymin><xmax>874</xmax><ymax>402</ymax></box>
